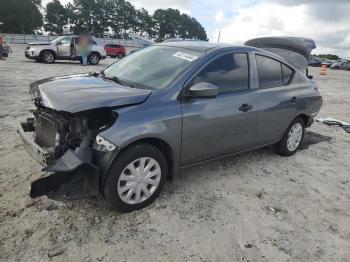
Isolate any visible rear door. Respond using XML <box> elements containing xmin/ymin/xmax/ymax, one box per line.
<box><xmin>181</xmin><ymin>52</ymin><xmax>258</xmax><ymax>165</ymax></box>
<box><xmin>253</xmin><ymin>54</ymin><xmax>298</xmax><ymax>145</ymax></box>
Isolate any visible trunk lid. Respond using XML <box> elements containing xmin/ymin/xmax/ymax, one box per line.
<box><xmin>245</xmin><ymin>37</ymin><xmax>316</xmax><ymax>72</ymax></box>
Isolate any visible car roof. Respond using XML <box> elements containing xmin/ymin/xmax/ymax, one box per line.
<box><xmin>156</xmin><ymin>41</ymin><xmax>297</xmax><ymax>69</ymax></box>
<box><xmin>158</xmin><ymin>40</ymin><xmax>263</xmax><ymax>53</ymax></box>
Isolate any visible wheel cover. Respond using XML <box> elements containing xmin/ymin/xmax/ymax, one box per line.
<box><xmin>117</xmin><ymin>157</ymin><xmax>161</xmax><ymax>205</ymax></box>
<box><xmin>287</xmin><ymin>123</ymin><xmax>303</xmax><ymax>151</ymax></box>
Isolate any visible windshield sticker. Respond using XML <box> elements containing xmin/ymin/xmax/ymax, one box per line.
<box><xmin>172</xmin><ymin>52</ymin><xmax>198</xmax><ymax>62</ymax></box>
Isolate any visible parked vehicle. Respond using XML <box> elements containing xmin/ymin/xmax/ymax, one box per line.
<box><xmin>104</xmin><ymin>44</ymin><xmax>126</xmax><ymax>58</ymax></box>
<box><xmin>308</xmin><ymin>60</ymin><xmax>322</xmax><ymax>67</ymax></box>
<box><xmin>321</xmin><ymin>60</ymin><xmax>333</xmax><ymax>68</ymax></box>
<box><xmin>330</xmin><ymin>60</ymin><xmax>350</xmax><ymax>70</ymax></box>
<box><xmin>19</xmin><ymin>41</ymin><xmax>322</xmax><ymax>212</ymax></box>
<box><xmin>2</xmin><ymin>43</ymin><xmax>11</xmax><ymax>57</ymax></box>
<box><xmin>25</xmin><ymin>35</ymin><xmax>106</xmax><ymax>64</ymax></box>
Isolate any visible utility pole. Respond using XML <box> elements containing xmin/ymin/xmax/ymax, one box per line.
<box><xmin>217</xmin><ymin>30</ymin><xmax>221</xmax><ymax>43</ymax></box>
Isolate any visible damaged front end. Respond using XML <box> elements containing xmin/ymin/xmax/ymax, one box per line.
<box><xmin>19</xmin><ymin>106</ymin><xmax>117</xmax><ymax>200</ymax></box>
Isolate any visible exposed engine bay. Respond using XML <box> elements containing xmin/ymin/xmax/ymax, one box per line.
<box><xmin>23</xmin><ymin>107</ymin><xmax>117</xmax><ymax>162</ymax></box>
<box><xmin>20</xmin><ymin>106</ymin><xmax>117</xmax><ymax>200</ymax></box>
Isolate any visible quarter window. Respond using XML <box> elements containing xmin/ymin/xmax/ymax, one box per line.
<box><xmin>282</xmin><ymin>64</ymin><xmax>294</xmax><ymax>84</ymax></box>
<box><xmin>193</xmin><ymin>53</ymin><xmax>249</xmax><ymax>94</ymax></box>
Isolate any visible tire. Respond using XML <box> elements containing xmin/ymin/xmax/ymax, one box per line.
<box><xmin>111</xmin><ymin>55</ymin><xmax>116</xmax><ymax>58</ymax></box>
<box><xmin>104</xmin><ymin>143</ymin><xmax>168</xmax><ymax>212</ymax></box>
<box><xmin>117</xmin><ymin>52</ymin><xmax>124</xmax><ymax>59</ymax></box>
<box><xmin>276</xmin><ymin>117</ymin><xmax>305</xmax><ymax>156</ymax></box>
<box><xmin>88</xmin><ymin>53</ymin><xmax>100</xmax><ymax>65</ymax></box>
<box><xmin>40</xmin><ymin>50</ymin><xmax>55</xmax><ymax>63</ymax></box>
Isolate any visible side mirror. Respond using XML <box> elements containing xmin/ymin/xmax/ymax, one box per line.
<box><xmin>56</xmin><ymin>41</ymin><xmax>61</xmax><ymax>45</ymax></box>
<box><xmin>187</xmin><ymin>82</ymin><xmax>218</xmax><ymax>98</ymax></box>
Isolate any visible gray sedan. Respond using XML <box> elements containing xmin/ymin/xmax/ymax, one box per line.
<box><xmin>19</xmin><ymin>41</ymin><xmax>322</xmax><ymax>212</ymax></box>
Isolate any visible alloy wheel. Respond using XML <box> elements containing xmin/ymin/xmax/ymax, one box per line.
<box><xmin>90</xmin><ymin>54</ymin><xmax>98</xmax><ymax>64</ymax></box>
<box><xmin>44</xmin><ymin>52</ymin><xmax>54</xmax><ymax>63</ymax></box>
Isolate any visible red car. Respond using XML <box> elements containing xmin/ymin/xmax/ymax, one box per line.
<box><xmin>104</xmin><ymin>44</ymin><xmax>126</xmax><ymax>58</ymax></box>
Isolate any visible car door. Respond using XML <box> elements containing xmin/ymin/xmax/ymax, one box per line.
<box><xmin>181</xmin><ymin>52</ymin><xmax>258</xmax><ymax>166</ymax></box>
<box><xmin>253</xmin><ymin>54</ymin><xmax>299</xmax><ymax>145</ymax></box>
<box><xmin>57</xmin><ymin>36</ymin><xmax>72</xmax><ymax>57</ymax></box>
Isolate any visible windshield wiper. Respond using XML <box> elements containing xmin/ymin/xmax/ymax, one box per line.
<box><xmin>104</xmin><ymin>76</ymin><xmax>134</xmax><ymax>88</ymax></box>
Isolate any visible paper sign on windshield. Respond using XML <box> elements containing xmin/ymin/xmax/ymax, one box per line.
<box><xmin>172</xmin><ymin>52</ymin><xmax>198</xmax><ymax>62</ymax></box>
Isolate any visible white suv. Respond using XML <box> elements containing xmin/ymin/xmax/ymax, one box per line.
<box><xmin>25</xmin><ymin>35</ymin><xmax>107</xmax><ymax>65</ymax></box>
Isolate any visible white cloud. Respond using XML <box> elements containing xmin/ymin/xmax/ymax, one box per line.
<box><xmin>214</xmin><ymin>10</ymin><xmax>224</xmax><ymax>23</ymax></box>
<box><xmin>210</xmin><ymin>1</ymin><xmax>350</xmax><ymax>58</ymax></box>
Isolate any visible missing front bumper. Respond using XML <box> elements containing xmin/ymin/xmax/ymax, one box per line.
<box><xmin>18</xmin><ymin>120</ymin><xmax>100</xmax><ymax>200</ymax></box>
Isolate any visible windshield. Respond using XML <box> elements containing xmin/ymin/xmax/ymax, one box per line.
<box><xmin>104</xmin><ymin>45</ymin><xmax>203</xmax><ymax>90</ymax></box>
<box><xmin>51</xmin><ymin>36</ymin><xmax>65</xmax><ymax>44</ymax></box>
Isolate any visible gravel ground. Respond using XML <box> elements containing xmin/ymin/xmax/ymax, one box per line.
<box><xmin>0</xmin><ymin>45</ymin><xmax>350</xmax><ymax>262</ymax></box>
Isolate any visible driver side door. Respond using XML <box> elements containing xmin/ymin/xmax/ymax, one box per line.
<box><xmin>57</xmin><ymin>36</ymin><xmax>72</xmax><ymax>57</ymax></box>
<box><xmin>181</xmin><ymin>52</ymin><xmax>258</xmax><ymax>166</ymax></box>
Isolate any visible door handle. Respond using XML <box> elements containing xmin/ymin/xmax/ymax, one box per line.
<box><xmin>290</xmin><ymin>97</ymin><xmax>297</xmax><ymax>104</ymax></box>
<box><xmin>239</xmin><ymin>103</ymin><xmax>253</xmax><ymax>112</ymax></box>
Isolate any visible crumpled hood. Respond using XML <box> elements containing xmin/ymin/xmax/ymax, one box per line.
<box><xmin>30</xmin><ymin>74</ymin><xmax>152</xmax><ymax>113</ymax></box>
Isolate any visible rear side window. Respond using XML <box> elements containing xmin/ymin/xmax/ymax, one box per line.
<box><xmin>282</xmin><ymin>64</ymin><xmax>294</xmax><ymax>84</ymax></box>
<box><xmin>256</xmin><ymin>55</ymin><xmax>283</xmax><ymax>88</ymax></box>
<box><xmin>193</xmin><ymin>53</ymin><xmax>249</xmax><ymax>94</ymax></box>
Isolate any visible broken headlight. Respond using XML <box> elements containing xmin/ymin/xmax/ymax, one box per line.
<box><xmin>93</xmin><ymin>135</ymin><xmax>117</xmax><ymax>152</ymax></box>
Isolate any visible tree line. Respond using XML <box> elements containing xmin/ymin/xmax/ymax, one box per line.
<box><xmin>0</xmin><ymin>0</ymin><xmax>207</xmax><ymax>41</ymax></box>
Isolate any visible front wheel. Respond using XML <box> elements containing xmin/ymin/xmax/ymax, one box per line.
<box><xmin>88</xmin><ymin>53</ymin><xmax>100</xmax><ymax>65</ymax></box>
<box><xmin>41</xmin><ymin>50</ymin><xmax>55</xmax><ymax>63</ymax></box>
<box><xmin>104</xmin><ymin>144</ymin><xmax>168</xmax><ymax>212</ymax></box>
<box><xmin>276</xmin><ymin>117</ymin><xmax>305</xmax><ymax>156</ymax></box>
<box><xmin>117</xmin><ymin>52</ymin><xmax>124</xmax><ymax>59</ymax></box>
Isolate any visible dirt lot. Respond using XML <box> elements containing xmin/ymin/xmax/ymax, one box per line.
<box><xmin>0</xmin><ymin>45</ymin><xmax>349</xmax><ymax>262</ymax></box>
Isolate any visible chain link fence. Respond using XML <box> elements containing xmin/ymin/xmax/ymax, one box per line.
<box><xmin>3</xmin><ymin>34</ymin><xmax>143</xmax><ymax>48</ymax></box>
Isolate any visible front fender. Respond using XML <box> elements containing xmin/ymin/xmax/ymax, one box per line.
<box><xmin>97</xmin><ymin>101</ymin><xmax>182</xmax><ymax>188</ymax></box>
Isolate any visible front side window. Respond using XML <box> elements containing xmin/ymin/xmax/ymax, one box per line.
<box><xmin>104</xmin><ymin>45</ymin><xmax>203</xmax><ymax>90</ymax></box>
<box><xmin>193</xmin><ymin>53</ymin><xmax>249</xmax><ymax>94</ymax></box>
<box><xmin>256</xmin><ymin>55</ymin><xmax>283</xmax><ymax>88</ymax></box>
<box><xmin>60</xmin><ymin>37</ymin><xmax>72</xmax><ymax>45</ymax></box>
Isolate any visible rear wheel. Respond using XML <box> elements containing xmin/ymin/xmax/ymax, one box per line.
<box><xmin>40</xmin><ymin>50</ymin><xmax>55</xmax><ymax>63</ymax></box>
<box><xmin>104</xmin><ymin>144</ymin><xmax>168</xmax><ymax>212</ymax></box>
<box><xmin>110</xmin><ymin>55</ymin><xmax>116</xmax><ymax>58</ymax></box>
<box><xmin>88</xmin><ymin>53</ymin><xmax>100</xmax><ymax>65</ymax></box>
<box><xmin>276</xmin><ymin>117</ymin><xmax>305</xmax><ymax>156</ymax></box>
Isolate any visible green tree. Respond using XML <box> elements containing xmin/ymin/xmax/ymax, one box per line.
<box><xmin>44</xmin><ymin>0</ymin><xmax>68</xmax><ymax>35</ymax></box>
<box><xmin>0</xmin><ymin>0</ymin><xmax>43</xmax><ymax>33</ymax></box>
<box><xmin>153</xmin><ymin>8</ymin><xmax>207</xmax><ymax>41</ymax></box>
<box><xmin>317</xmin><ymin>54</ymin><xmax>340</xmax><ymax>60</ymax></box>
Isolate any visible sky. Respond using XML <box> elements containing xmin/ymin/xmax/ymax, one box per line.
<box><xmin>42</xmin><ymin>0</ymin><xmax>350</xmax><ymax>58</ymax></box>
